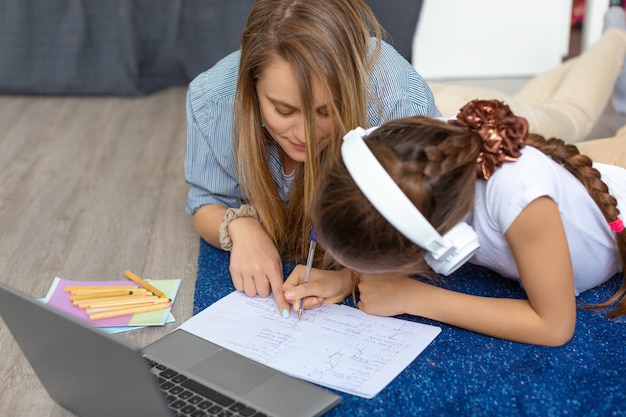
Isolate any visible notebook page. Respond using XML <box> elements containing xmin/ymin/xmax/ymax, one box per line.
<box><xmin>180</xmin><ymin>291</ymin><xmax>441</xmax><ymax>398</ymax></box>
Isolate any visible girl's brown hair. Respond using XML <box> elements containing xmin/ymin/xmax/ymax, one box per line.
<box><xmin>234</xmin><ymin>0</ymin><xmax>383</xmax><ymax>264</ymax></box>
<box><xmin>524</xmin><ymin>134</ymin><xmax>626</xmax><ymax>317</ymax></box>
<box><xmin>313</xmin><ymin>113</ymin><xmax>626</xmax><ymax>317</ymax></box>
<box><xmin>313</xmin><ymin>116</ymin><xmax>482</xmax><ymax>274</ymax></box>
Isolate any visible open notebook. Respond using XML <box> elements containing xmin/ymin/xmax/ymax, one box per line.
<box><xmin>180</xmin><ymin>291</ymin><xmax>442</xmax><ymax>399</ymax></box>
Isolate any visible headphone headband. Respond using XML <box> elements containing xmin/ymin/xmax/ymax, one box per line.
<box><xmin>341</xmin><ymin>127</ymin><xmax>480</xmax><ymax>275</ymax></box>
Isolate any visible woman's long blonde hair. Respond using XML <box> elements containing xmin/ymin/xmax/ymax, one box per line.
<box><xmin>234</xmin><ymin>0</ymin><xmax>383</xmax><ymax>265</ymax></box>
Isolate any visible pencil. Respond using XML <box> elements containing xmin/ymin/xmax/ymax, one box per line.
<box><xmin>73</xmin><ymin>294</ymin><xmax>155</xmax><ymax>308</ymax></box>
<box><xmin>64</xmin><ymin>286</ymin><xmax>140</xmax><ymax>293</ymax></box>
<box><xmin>124</xmin><ymin>270</ymin><xmax>166</xmax><ymax>298</ymax></box>
<box><xmin>298</xmin><ymin>229</ymin><xmax>317</xmax><ymax>320</ymax></box>
<box><xmin>89</xmin><ymin>302</ymin><xmax>171</xmax><ymax>321</ymax></box>
<box><xmin>86</xmin><ymin>302</ymin><xmax>156</xmax><ymax>314</ymax></box>
<box><xmin>83</xmin><ymin>296</ymin><xmax>170</xmax><ymax>310</ymax></box>
<box><xmin>69</xmin><ymin>289</ymin><xmax>150</xmax><ymax>301</ymax></box>
<box><xmin>85</xmin><ymin>298</ymin><xmax>171</xmax><ymax>314</ymax></box>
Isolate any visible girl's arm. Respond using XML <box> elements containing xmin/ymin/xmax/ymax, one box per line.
<box><xmin>357</xmin><ymin>196</ymin><xmax>577</xmax><ymax>346</ymax></box>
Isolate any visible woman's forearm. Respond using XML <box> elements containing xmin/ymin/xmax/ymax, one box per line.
<box><xmin>193</xmin><ymin>204</ymin><xmax>227</xmax><ymax>248</ymax></box>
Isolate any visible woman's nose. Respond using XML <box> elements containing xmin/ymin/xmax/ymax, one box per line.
<box><xmin>293</xmin><ymin>118</ymin><xmax>306</xmax><ymax>143</ymax></box>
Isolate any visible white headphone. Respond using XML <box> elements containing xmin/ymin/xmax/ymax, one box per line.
<box><xmin>341</xmin><ymin>126</ymin><xmax>480</xmax><ymax>276</ymax></box>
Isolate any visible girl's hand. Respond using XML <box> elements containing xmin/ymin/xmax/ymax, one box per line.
<box><xmin>228</xmin><ymin>217</ymin><xmax>291</xmax><ymax>317</ymax></box>
<box><xmin>283</xmin><ymin>267</ymin><xmax>353</xmax><ymax>312</ymax></box>
<box><xmin>357</xmin><ymin>273</ymin><xmax>417</xmax><ymax>316</ymax></box>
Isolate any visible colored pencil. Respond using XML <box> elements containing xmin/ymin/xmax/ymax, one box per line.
<box><xmin>85</xmin><ymin>298</ymin><xmax>171</xmax><ymax>314</ymax></box>
<box><xmin>124</xmin><ymin>270</ymin><xmax>166</xmax><ymax>298</ymax></box>
<box><xmin>84</xmin><ymin>296</ymin><xmax>170</xmax><ymax>309</ymax></box>
<box><xmin>69</xmin><ymin>289</ymin><xmax>150</xmax><ymax>301</ymax></box>
<box><xmin>89</xmin><ymin>302</ymin><xmax>171</xmax><ymax>321</ymax></box>
<box><xmin>64</xmin><ymin>285</ymin><xmax>139</xmax><ymax>293</ymax></box>
<box><xmin>73</xmin><ymin>294</ymin><xmax>154</xmax><ymax>308</ymax></box>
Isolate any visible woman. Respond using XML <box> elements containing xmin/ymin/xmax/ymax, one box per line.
<box><xmin>185</xmin><ymin>0</ymin><xmax>440</xmax><ymax>317</ymax></box>
<box><xmin>284</xmin><ymin>99</ymin><xmax>626</xmax><ymax>346</ymax></box>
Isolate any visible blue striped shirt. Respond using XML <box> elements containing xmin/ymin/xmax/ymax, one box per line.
<box><xmin>185</xmin><ymin>40</ymin><xmax>441</xmax><ymax>214</ymax></box>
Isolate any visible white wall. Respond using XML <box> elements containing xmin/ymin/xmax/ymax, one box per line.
<box><xmin>411</xmin><ymin>0</ymin><xmax>573</xmax><ymax>80</ymax></box>
<box><xmin>582</xmin><ymin>0</ymin><xmax>609</xmax><ymax>51</ymax></box>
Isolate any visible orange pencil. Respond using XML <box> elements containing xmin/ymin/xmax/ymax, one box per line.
<box><xmin>124</xmin><ymin>270</ymin><xmax>166</xmax><ymax>298</ymax></box>
<box><xmin>89</xmin><ymin>302</ymin><xmax>171</xmax><ymax>321</ymax></box>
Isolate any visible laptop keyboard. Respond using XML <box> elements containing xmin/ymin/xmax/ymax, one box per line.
<box><xmin>147</xmin><ymin>359</ymin><xmax>272</xmax><ymax>417</ymax></box>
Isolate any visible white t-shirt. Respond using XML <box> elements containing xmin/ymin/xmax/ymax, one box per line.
<box><xmin>469</xmin><ymin>146</ymin><xmax>624</xmax><ymax>295</ymax></box>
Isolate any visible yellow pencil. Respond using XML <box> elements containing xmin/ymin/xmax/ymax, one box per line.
<box><xmin>84</xmin><ymin>296</ymin><xmax>170</xmax><ymax>310</ymax></box>
<box><xmin>124</xmin><ymin>270</ymin><xmax>166</xmax><ymax>298</ymax></box>
<box><xmin>86</xmin><ymin>303</ymin><xmax>154</xmax><ymax>314</ymax></box>
<box><xmin>73</xmin><ymin>294</ymin><xmax>154</xmax><ymax>308</ymax></box>
<box><xmin>89</xmin><ymin>302</ymin><xmax>171</xmax><ymax>321</ymax></box>
<box><xmin>69</xmin><ymin>289</ymin><xmax>150</xmax><ymax>301</ymax></box>
<box><xmin>65</xmin><ymin>286</ymin><xmax>139</xmax><ymax>293</ymax></box>
<box><xmin>85</xmin><ymin>298</ymin><xmax>171</xmax><ymax>314</ymax></box>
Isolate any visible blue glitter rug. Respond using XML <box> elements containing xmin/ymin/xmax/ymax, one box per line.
<box><xmin>193</xmin><ymin>238</ymin><xmax>626</xmax><ymax>416</ymax></box>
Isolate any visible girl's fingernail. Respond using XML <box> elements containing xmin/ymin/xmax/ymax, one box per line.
<box><xmin>285</xmin><ymin>291</ymin><xmax>294</xmax><ymax>299</ymax></box>
<box><xmin>282</xmin><ymin>309</ymin><xmax>290</xmax><ymax>318</ymax></box>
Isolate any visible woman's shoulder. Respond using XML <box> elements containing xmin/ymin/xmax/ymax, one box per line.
<box><xmin>186</xmin><ymin>51</ymin><xmax>240</xmax><ymax>134</ymax></box>
<box><xmin>369</xmin><ymin>39</ymin><xmax>416</xmax><ymax>81</ymax></box>
<box><xmin>367</xmin><ymin>39</ymin><xmax>440</xmax><ymax>119</ymax></box>
<box><xmin>188</xmin><ymin>50</ymin><xmax>240</xmax><ymax>102</ymax></box>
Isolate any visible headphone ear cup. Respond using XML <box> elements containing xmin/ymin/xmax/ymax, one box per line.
<box><xmin>424</xmin><ymin>222</ymin><xmax>480</xmax><ymax>276</ymax></box>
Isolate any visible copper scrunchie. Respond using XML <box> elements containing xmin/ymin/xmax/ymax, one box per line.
<box><xmin>449</xmin><ymin>99</ymin><xmax>528</xmax><ymax>180</ymax></box>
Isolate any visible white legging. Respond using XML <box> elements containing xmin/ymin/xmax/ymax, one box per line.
<box><xmin>429</xmin><ymin>28</ymin><xmax>626</xmax><ymax>143</ymax></box>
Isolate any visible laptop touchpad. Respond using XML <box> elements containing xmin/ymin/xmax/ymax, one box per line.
<box><xmin>189</xmin><ymin>350</ymin><xmax>277</xmax><ymax>395</ymax></box>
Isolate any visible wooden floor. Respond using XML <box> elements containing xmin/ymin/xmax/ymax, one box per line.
<box><xmin>0</xmin><ymin>77</ymin><xmax>625</xmax><ymax>416</ymax></box>
<box><xmin>0</xmin><ymin>86</ymin><xmax>200</xmax><ymax>416</ymax></box>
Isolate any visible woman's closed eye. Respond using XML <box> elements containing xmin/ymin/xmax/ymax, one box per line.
<box><xmin>275</xmin><ymin>107</ymin><xmax>296</xmax><ymax>117</ymax></box>
<box><xmin>316</xmin><ymin>106</ymin><xmax>330</xmax><ymax>118</ymax></box>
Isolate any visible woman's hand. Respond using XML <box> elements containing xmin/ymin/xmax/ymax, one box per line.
<box><xmin>283</xmin><ymin>267</ymin><xmax>354</xmax><ymax>312</ymax></box>
<box><xmin>228</xmin><ymin>216</ymin><xmax>292</xmax><ymax>317</ymax></box>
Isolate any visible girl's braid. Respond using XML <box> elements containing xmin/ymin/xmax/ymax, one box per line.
<box><xmin>526</xmin><ymin>133</ymin><xmax>626</xmax><ymax>317</ymax></box>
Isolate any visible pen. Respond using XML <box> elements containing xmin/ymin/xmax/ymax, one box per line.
<box><xmin>124</xmin><ymin>270</ymin><xmax>166</xmax><ymax>298</ymax></box>
<box><xmin>298</xmin><ymin>229</ymin><xmax>317</xmax><ymax>320</ymax></box>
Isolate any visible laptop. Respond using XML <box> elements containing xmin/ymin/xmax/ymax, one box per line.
<box><xmin>0</xmin><ymin>282</ymin><xmax>341</xmax><ymax>417</ymax></box>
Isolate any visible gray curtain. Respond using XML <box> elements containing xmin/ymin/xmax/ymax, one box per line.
<box><xmin>365</xmin><ymin>0</ymin><xmax>423</xmax><ymax>62</ymax></box>
<box><xmin>0</xmin><ymin>0</ymin><xmax>254</xmax><ymax>95</ymax></box>
<box><xmin>0</xmin><ymin>0</ymin><xmax>421</xmax><ymax>95</ymax></box>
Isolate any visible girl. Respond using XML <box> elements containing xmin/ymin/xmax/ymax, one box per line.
<box><xmin>284</xmin><ymin>99</ymin><xmax>626</xmax><ymax>346</ymax></box>
<box><xmin>184</xmin><ymin>0</ymin><xmax>440</xmax><ymax>317</ymax></box>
